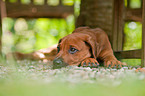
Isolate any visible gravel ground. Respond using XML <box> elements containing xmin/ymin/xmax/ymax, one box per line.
<box><xmin>1</xmin><ymin>60</ymin><xmax>145</xmax><ymax>96</ymax></box>
<box><xmin>0</xmin><ymin>60</ymin><xmax>145</xmax><ymax>86</ymax></box>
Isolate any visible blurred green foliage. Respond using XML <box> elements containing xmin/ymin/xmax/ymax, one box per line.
<box><xmin>2</xmin><ymin>16</ymin><xmax>75</xmax><ymax>53</ymax></box>
<box><xmin>2</xmin><ymin>0</ymin><xmax>80</xmax><ymax>53</ymax></box>
<box><xmin>125</xmin><ymin>0</ymin><xmax>141</xmax><ymax>8</ymax></box>
<box><xmin>9</xmin><ymin>0</ymin><xmax>17</xmax><ymax>3</ymax></box>
<box><xmin>9</xmin><ymin>0</ymin><xmax>75</xmax><ymax>5</ymax></box>
<box><xmin>122</xmin><ymin>0</ymin><xmax>142</xmax><ymax>66</ymax></box>
<box><xmin>124</xmin><ymin>22</ymin><xmax>142</xmax><ymax>50</ymax></box>
<box><xmin>130</xmin><ymin>0</ymin><xmax>141</xmax><ymax>8</ymax></box>
<box><xmin>122</xmin><ymin>22</ymin><xmax>142</xmax><ymax>66</ymax></box>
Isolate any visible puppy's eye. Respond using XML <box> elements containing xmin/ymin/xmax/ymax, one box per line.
<box><xmin>57</xmin><ymin>46</ymin><xmax>60</xmax><ymax>53</ymax></box>
<box><xmin>69</xmin><ymin>47</ymin><xmax>78</xmax><ymax>54</ymax></box>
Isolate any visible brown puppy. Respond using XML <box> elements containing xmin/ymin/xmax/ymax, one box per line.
<box><xmin>53</xmin><ymin>27</ymin><xmax>125</xmax><ymax>68</ymax></box>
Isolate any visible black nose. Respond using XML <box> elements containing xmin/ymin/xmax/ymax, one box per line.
<box><xmin>53</xmin><ymin>58</ymin><xmax>67</xmax><ymax>69</ymax></box>
<box><xmin>53</xmin><ymin>58</ymin><xmax>63</xmax><ymax>65</ymax></box>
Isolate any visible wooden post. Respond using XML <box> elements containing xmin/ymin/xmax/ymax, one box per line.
<box><xmin>142</xmin><ymin>0</ymin><xmax>145</xmax><ymax>67</ymax></box>
<box><xmin>18</xmin><ymin>0</ymin><xmax>21</xmax><ymax>3</ymax></box>
<box><xmin>0</xmin><ymin>0</ymin><xmax>2</xmax><ymax>55</ymax></box>
<box><xmin>59</xmin><ymin>0</ymin><xmax>62</xmax><ymax>5</ymax></box>
<box><xmin>112</xmin><ymin>0</ymin><xmax>119</xmax><ymax>51</ymax></box>
<box><xmin>0</xmin><ymin>0</ymin><xmax>7</xmax><ymax>55</ymax></box>
<box><xmin>127</xmin><ymin>0</ymin><xmax>130</xmax><ymax>8</ymax></box>
<box><xmin>118</xmin><ymin>0</ymin><xmax>125</xmax><ymax>51</ymax></box>
<box><xmin>30</xmin><ymin>0</ymin><xmax>34</xmax><ymax>4</ymax></box>
<box><xmin>0</xmin><ymin>0</ymin><xmax>7</xmax><ymax>18</ymax></box>
<box><xmin>44</xmin><ymin>0</ymin><xmax>47</xmax><ymax>5</ymax></box>
<box><xmin>112</xmin><ymin>0</ymin><xmax>124</xmax><ymax>51</ymax></box>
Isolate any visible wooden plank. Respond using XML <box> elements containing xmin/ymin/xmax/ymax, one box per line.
<box><xmin>0</xmin><ymin>0</ymin><xmax>2</xmax><ymax>55</ymax></box>
<box><xmin>18</xmin><ymin>0</ymin><xmax>21</xmax><ymax>3</ymax></box>
<box><xmin>44</xmin><ymin>0</ymin><xmax>47</xmax><ymax>5</ymax></box>
<box><xmin>117</xmin><ymin>0</ymin><xmax>125</xmax><ymax>51</ymax></box>
<box><xmin>141</xmin><ymin>0</ymin><xmax>143</xmax><ymax>8</ymax></box>
<box><xmin>59</xmin><ymin>0</ymin><xmax>62</xmax><ymax>5</ymax></box>
<box><xmin>125</xmin><ymin>8</ymin><xmax>142</xmax><ymax>22</ymax></box>
<box><xmin>1</xmin><ymin>0</ymin><xmax>7</xmax><ymax>18</ymax></box>
<box><xmin>142</xmin><ymin>0</ymin><xmax>145</xmax><ymax>67</ymax></box>
<box><xmin>30</xmin><ymin>0</ymin><xmax>34</xmax><ymax>4</ymax></box>
<box><xmin>112</xmin><ymin>0</ymin><xmax>119</xmax><ymax>51</ymax></box>
<box><xmin>6</xmin><ymin>2</ymin><xmax>74</xmax><ymax>18</ymax></box>
<box><xmin>127</xmin><ymin>0</ymin><xmax>130</xmax><ymax>8</ymax></box>
<box><xmin>114</xmin><ymin>49</ymin><xmax>141</xmax><ymax>59</ymax></box>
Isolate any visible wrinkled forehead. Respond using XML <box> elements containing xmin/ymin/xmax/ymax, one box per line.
<box><xmin>59</xmin><ymin>34</ymin><xmax>85</xmax><ymax>50</ymax></box>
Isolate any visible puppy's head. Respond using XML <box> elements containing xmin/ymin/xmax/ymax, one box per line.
<box><xmin>53</xmin><ymin>33</ymin><xmax>97</xmax><ymax>69</ymax></box>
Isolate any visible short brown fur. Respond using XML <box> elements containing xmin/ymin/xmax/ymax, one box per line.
<box><xmin>54</xmin><ymin>27</ymin><xmax>125</xmax><ymax>68</ymax></box>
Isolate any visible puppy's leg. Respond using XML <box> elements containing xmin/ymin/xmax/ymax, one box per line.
<box><xmin>99</xmin><ymin>49</ymin><xmax>126</xmax><ymax>68</ymax></box>
<box><xmin>103</xmin><ymin>55</ymin><xmax>126</xmax><ymax>68</ymax></box>
<box><xmin>81</xmin><ymin>58</ymin><xmax>99</xmax><ymax>67</ymax></box>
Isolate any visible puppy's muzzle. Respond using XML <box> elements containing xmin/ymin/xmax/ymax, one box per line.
<box><xmin>53</xmin><ymin>58</ymin><xmax>68</xmax><ymax>69</ymax></box>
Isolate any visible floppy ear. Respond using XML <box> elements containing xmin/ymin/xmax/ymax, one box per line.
<box><xmin>79</xmin><ymin>34</ymin><xmax>98</xmax><ymax>59</ymax></box>
<box><xmin>58</xmin><ymin>39</ymin><xmax>62</xmax><ymax>44</ymax></box>
<box><xmin>85</xmin><ymin>37</ymin><xmax>97</xmax><ymax>59</ymax></box>
<box><xmin>57</xmin><ymin>39</ymin><xmax>62</xmax><ymax>53</ymax></box>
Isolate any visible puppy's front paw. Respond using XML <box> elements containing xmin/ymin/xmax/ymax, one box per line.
<box><xmin>81</xmin><ymin>58</ymin><xmax>99</xmax><ymax>67</ymax></box>
<box><xmin>104</xmin><ymin>59</ymin><xmax>127</xmax><ymax>68</ymax></box>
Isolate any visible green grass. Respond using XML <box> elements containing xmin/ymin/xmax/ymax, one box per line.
<box><xmin>0</xmin><ymin>81</ymin><xmax>145</xmax><ymax>96</ymax></box>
